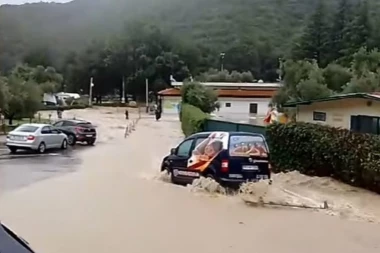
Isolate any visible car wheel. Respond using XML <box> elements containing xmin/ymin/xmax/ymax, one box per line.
<box><xmin>61</xmin><ymin>139</ymin><xmax>68</xmax><ymax>149</ymax></box>
<box><xmin>8</xmin><ymin>147</ymin><xmax>17</xmax><ymax>154</ymax></box>
<box><xmin>206</xmin><ymin>173</ymin><xmax>216</xmax><ymax>180</ymax></box>
<box><xmin>67</xmin><ymin>134</ymin><xmax>76</xmax><ymax>146</ymax></box>
<box><xmin>37</xmin><ymin>142</ymin><xmax>46</xmax><ymax>154</ymax></box>
<box><xmin>87</xmin><ymin>140</ymin><xmax>95</xmax><ymax>146</ymax></box>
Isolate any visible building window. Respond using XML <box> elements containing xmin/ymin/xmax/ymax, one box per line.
<box><xmin>313</xmin><ymin>111</ymin><xmax>326</xmax><ymax>121</ymax></box>
<box><xmin>351</xmin><ymin>115</ymin><xmax>380</xmax><ymax>135</ymax></box>
<box><xmin>249</xmin><ymin>103</ymin><xmax>258</xmax><ymax>114</ymax></box>
<box><xmin>225</xmin><ymin>102</ymin><xmax>231</xmax><ymax>107</ymax></box>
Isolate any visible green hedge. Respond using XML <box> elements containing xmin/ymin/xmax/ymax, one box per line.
<box><xmin>267</xmin><ymin>122</ymin><xmax>380</xmax><ymax>193</ymax></box>
<box><xmin>93</xmin><ymin>102</ymin><xmax>137</xmax><ymax>107</ymax></box>
<box><xmin>180</xmin><ymin>103</ymin><xmax>208</xmax><ymax>137</ymax></box>
<box><xmin>39</xmin><ymin>104</ymin><xmax>89</xmax><ymax>111</ymax></box>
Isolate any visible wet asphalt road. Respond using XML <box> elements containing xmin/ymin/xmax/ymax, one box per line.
<box><xmin>0</xmin><ymin>144</ymin><xmax>83</xmax><ymax>193</ymax></box>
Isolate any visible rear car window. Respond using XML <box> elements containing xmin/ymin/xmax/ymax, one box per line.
<box><xmin>14</xmin><ymin>125</ymin><xmax>38</xmax><ymax>133</ymax></box>
<box><xmin>77</xmin><ymin>122</ymin><xmax>92</xmax><ymax>127</ymax></box>
<box><xmin>229</xmin><ymin>135</ymin><xmax>268</xmax><ymax>157</ymax></box>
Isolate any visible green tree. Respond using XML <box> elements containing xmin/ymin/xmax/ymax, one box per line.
<box><xmin>273</xmin><ymin>59</ymin><xmax>332</xmax><ymax>105</ymax></box>
<box><xmin>342</xmin><ymin>47</ymin><xmax>380</xmax><ymax>93</ymax></box>
<box><xmin>3</xmin><ymin>76</ymin><xmax>42</xmax><ymax>125</ymax></box>
<box><xmin>329</xmin><ymin>0</ymin><xmax>353</xmax><ymax>62</ymax></box>
<box><xmin>340</xmin><ymin>0</ymin><xmax>371</xmax><ymax>64</ymax></box>
<box><xmin>23</xmin><ymin>47</ymin><xmax>53</xmax><ymax>68</ymax></box>
<box><xmin>323</xmin><ymin>63</ymin><xmax>352</xmax><ymax>92</ymax></box>
<box><xmin>196</xmin><ymin>69</ymin><xmax>254</xmax><ymax>82</ymax></box>
<box><xmin>351</xmin><ymin>47</ymin><xmax>380</xmax><ymax>77</ymax></box>
<box><xmin>10</xmin><ymin>64</ymin><xmax>63</xmax><ymax>93</ymax></box>
<box><xmin>343</xmin><ymin>70</ymin><xmax>380</xmax><ymax>93</ymax></box>
<box><xmin>181</xmin><ymin>82</ymin><xmax>218</xmax><ymax>113</ymax></box>
<box><xmin>292</xmin><ymin>0</ymin><xmax>330</xmax><ymax>67</ymax></box>
<box><xmin>0</xmin><ymin>77</ymin><xmax>9</xmax><ymax>112</ymax></box>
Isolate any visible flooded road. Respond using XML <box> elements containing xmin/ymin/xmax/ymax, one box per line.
<box><xmin>0</xmin><ymin>108</ymin><xmax>379</xmax><ymax>253</ymax></box>
<box><xmin>0</xmin><ymin>148</ymin><xmax>82</xmax><ymax>193</ymax></box>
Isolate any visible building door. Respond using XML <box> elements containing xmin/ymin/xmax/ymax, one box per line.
<box><xmin>249</xmin><ymin>103</ymin><xmax>258</xmax><ymax>114</ymax></box>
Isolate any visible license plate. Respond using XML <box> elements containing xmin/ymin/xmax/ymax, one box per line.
<box><xmin>173</xmin><ymin>169</ymin><xmax>199</xmax><ymax>177</ymax></box>
<box><xmin>12</xmin><ymin>136</ymin><xmax>25</xmax><ymax>141</ymax></box>
<box><xmin>86</xmin><ymin>134</ymin><xmax>93</xmax><ymax>137</ymax></box>
<box><xmin>243</xmin><ymin>165</ymin><xmax>259</xmax><ymax>171</ymax></box>
<box><xmin>256</xmin><ymin>175</ymin><xmax>269</xmax><ymax>180</ymax></box>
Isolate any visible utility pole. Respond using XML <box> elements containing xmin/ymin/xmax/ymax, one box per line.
<box><xmin>89</xmin><ymin>77</ymin><xmax>94</xmax><ymax>106</ymax></box>
<box><xmin>145</xmin><ymin>78</ymin><xmax>149</xmax><ymax>112</ymax></box>
<box><xmin>121</xmin><ymin>76</ymin><xmax>126</xmax><ymax>103</ymax></box>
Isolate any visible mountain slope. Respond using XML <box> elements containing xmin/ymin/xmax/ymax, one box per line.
<box><xmin>0</xmin><ymin>0</ymin><xmax>376</xmax><ymax>73</ymax></box>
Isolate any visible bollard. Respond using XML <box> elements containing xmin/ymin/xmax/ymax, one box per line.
<box><xmin>132</xmin><ymin>120</ymin><xmax>136</xmax><ymax>131</ymax></box>
<box><xmin>124</xmin><ymin>126</ymin><xmax>129</xmax><ymax>138</ymax></box>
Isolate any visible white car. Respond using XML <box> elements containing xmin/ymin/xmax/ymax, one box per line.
<box><xmin>6</xmin><ymin>123</ymin><xmax>68</xmax><ymax>154</ymax></box>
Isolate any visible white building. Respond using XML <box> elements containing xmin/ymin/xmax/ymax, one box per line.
<box><xmin>158</xmin><ymin>82</ymin><xmax>281</xmax><ymax>124</ymax></box>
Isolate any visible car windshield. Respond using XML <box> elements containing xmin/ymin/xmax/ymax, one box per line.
<box><xmin>14</xmin><ymin>125</ymin><xmax>39</xmax><ymax>133</ymax></box>
<box><xmin>229</xmin><ymin>135</ymin><xmax>268</xmax><ymax>157</ymax></box>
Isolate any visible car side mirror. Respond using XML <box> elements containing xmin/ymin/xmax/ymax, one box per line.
<box><xmin>170</xmin><ymin>148</ymin><xmax>176</xmax><ymax>155</ymax></box>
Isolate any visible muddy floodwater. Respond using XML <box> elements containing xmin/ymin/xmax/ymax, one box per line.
<box><xmin>0</xmin><ymin>107</ymin><xmax>379</xmax><ymax>253</ymax></box>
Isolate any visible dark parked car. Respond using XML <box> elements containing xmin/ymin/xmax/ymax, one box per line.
<box><xmin>53</xmin><ymin>119</ymin><xmax>97</xmax><ymax>146</ymax></box>
<box><xmin>0</xmin><ymin>222</ymin><xmax>36</xmax><ymax>253</ymax></box>
<box><xmin>161</xmin><ymin>131</ymin><xmax>271</xmax><ymax>187</ymax></box>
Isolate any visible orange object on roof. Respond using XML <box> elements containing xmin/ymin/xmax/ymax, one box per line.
<box><xmin>158</xmin><ymin>88</ymin><xmax>276</xmax><ymax>98</ymax></box>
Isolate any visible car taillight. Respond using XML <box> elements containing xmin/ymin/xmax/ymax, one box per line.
<box><xmin>27</xmin><ymin>135</ymin><xmax>35</xmax><ymax>140</ymax></box>
<box><xmin>221</xmin><ymin>160</ymin><xmax>229</xmax><ymax>173</ymax></box>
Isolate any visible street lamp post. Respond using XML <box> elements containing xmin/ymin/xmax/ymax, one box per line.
<box><xmin>121</xmin><ymin>76</ymin><xmax>126</xmax><ymax>104</ymax></box>
<box><xmin>89</xmin><ymin>77</ymin><xmax>94</xmax><ymax>106</ymax></box>
<box><xmin>220</xmin><ymin>52</ymin><xmax>225</xmax><ymax>71</ymax></box>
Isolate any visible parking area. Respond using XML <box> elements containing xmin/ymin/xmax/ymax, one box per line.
<box><xmin>0</xmin><ymin>107</ymin><xmax>137</xmax><ymax>193</ymax></box>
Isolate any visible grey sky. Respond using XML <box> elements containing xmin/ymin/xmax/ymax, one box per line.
<box><xmin>0</xmin><ymin>0</ymin><xmax>71</xmax><ymax>5</ymax></box>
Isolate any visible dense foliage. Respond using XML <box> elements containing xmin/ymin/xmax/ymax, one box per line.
<box><xmin>180</xmin><ymin>103</ymin><xmax>208</xmax><ymax>137</ymax></box>
<box><xmin>273</xmin><ymin>47</ymin><xmax>380</xmax><ymax>107</ymax></box>
<box><xmin>181</xmin><ymin>82</ymin><xmax>219</xmax><ymax>113</ymax></box>
<box><xmin>267</xmin><ymin>122</ymin><xmax>380</xmax><ymax>193</ymax></box>
<box><xmin>0</xmin><ymin>64</ymin><xmax>63</xmax><ymax>124</ymax></box>
<box><xmin>1</xmin><ymin>0</ymin><xmax>380</xmax><ymax>101</ymax></box>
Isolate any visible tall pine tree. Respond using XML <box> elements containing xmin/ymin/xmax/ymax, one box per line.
<box><xmin>329</xmin><ymin>0</ymin><xmax>353</xmax><ymax>62</ymax></box>
<box><xmin>291</xmin><ymin>0</ymin><xmax>330</xmax><ymax>67</ymax></box>
<box><xmin>340</xmin><ymin>0</ymin><xmax>371</xmax><ymax>64</ymax></box>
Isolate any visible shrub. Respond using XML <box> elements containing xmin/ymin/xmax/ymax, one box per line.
<box><xmin>181</xmin><ymin>103</ymin><xmax>208</xmax><ymax>136</ymax></box>
<box><xmin>267</xmin><ymin>122</ymin><xmax>380</xmax><ymax>193</ymax></box>
<box><xmin>92</xmin><ymin>102</ymin><xmax>138</xmax><ymax>108</ymax></box>
<box><xmin>39</xmin><ymin>104</ymin><xmax>89</xmax><ymax>111</ymax></box>
<box><xmin>181</xmin><ymin>82</ymin><xmax>218</xmax><ymax>113</ymax></box>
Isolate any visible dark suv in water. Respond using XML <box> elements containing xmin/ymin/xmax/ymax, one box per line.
<box><xmin>53</xmin><ymin>119</ymin><xmax>97</xmax><ymax>146</ymax></box>
<box><xmin>161</xmin><ymin>131</ymin><xmax>271</xmax><ymax>187</ymax></box>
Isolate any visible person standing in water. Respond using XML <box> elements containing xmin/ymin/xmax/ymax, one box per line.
<box><xmin>125</xmin><ymin>109</ymin><xmax>129</xmax><ymax>120</ymax></box>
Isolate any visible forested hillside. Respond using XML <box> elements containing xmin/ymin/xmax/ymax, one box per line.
<box><xmin>0</xmin><ymin>0</ymin><xmax>350</xmax><ymax>73</ymax></box>
<box><xmin>1</xmin><ymin>0</ymin><xmax>380</xmax><ymax>103</ymax></box>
